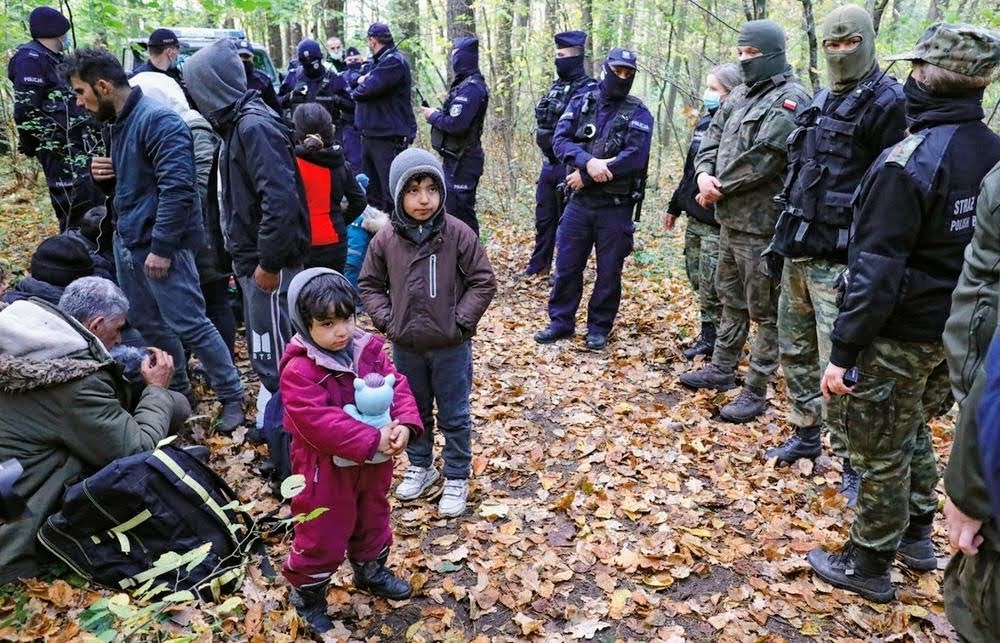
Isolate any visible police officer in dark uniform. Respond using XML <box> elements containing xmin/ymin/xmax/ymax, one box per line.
<box><xmin>128</xmin><ymin>28</ymin><xmax>196</xmax><ymax>108</ymax></box>
<box><xmin>765</xmin><ymin>6</ymin><xmax>907</xmax><ymax>494</ymax></box>
<box><xmin>421</xmin><ymin>37</ymin><xmax>489</xmax><ymax>236</ymax></box>
<box><xmin>522</xmin><ymin>30</ymin><xmax>598</xmax><ymax>277</ymax></box>
<box><xmin>7</xmin><ymin>6</ymin><xmax>103</xmax><ymax>231</ymax></box>
<box><xmin>351</xmin><ymin>22</ymin><xmax>417</xmax><ymax>212</ymax></box>
<box><xmin>330</xmin><ymin>46</ymin><xmax>364</xmax><ymax>170</ymax></box>
<box><xmin>236</xmin><ymin>39</ymin><xmax>281</xmax><ymax>114</ymax></box>
<box><xmin>534</xmin><ymin>48</ymin><xmax>653</xmax><ymax>351</ymax></box>
<box><xmin>278</xmin><ymin>39</ymin><xmax>339</xmax><ymax>121</ymax></box>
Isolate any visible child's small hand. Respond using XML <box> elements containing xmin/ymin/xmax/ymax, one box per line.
<box><xmin>388</xmin><ymin>423</ymin><xmax>410</xmax><ymax>454</ymax></box>
<box><xmin>377</xmin><ymin>424</ymin><xmax>393</xmax><ymax>454</ymax></box>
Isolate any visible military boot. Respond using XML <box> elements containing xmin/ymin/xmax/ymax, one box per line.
<box><xmin>807</xmin><ymin>541</ymin><xmax>894</xmax><ymax>603</ymax></box>
<box><xmin>897</xmin><ymin>511</ymin><xmax>937</xmax><ymax>571</ymax></box>
<box><xmin>679</xmin><ymin>363</ymin><xmax>736</xmax><ymax>391</ymax></box>
<box><xmin>683</xmin><ymin>322</ymin><xmax>717</xmax><ymax>360</ymax></box>
<box><xmin>351</xmin><ymin>546</ymin><xmax>412</xmax><ymax>600</ymax></box>
<box><xmin>840</xmin><ymin>460</ymin><xmax>860</xmax><ymax>508</ymax></box>
<box><xmin>289</xmin><ymin>580</ymin><xmax>334</xmax><ymax>633</ymax></box>
<box><xmin>765</xmin><ymin>426</ymin><xmax>822</xmax><ymax>464</ymax></box>
<box><xmin>720</xmin><ymin>384</ymin><xmax>767</xmax><ymax>423</ymax></box>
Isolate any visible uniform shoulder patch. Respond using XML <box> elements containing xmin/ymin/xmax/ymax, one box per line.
<box><xmin>885</xmin><ymin>134</ymin><xmax>926</xmax><ymax>167</ymax></box>
<box><xmin>628</xmin><ymin>120</ymin><xmax>650</xmax><ymax>132</ymax></box>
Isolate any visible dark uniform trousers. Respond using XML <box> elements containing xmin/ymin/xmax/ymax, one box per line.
<box><xmin>443</xmin><ymin>148</ymin><xmax>484</xmax><ymax>237</ymax></box>
<box><xmin>526</xmin><ymin>160</ymin><xmax>566</xmax><ymax>275</ymax></box>
<box><xmin>362</xmin><ymin>135</ymin><xmax>409</xmax><ymax>213</ymax></box>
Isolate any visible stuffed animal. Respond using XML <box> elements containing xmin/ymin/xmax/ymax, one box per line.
<box><xmin>334</xmin><ymin>372</ymin><xmax>396</xmax><ymax>466</ymax></box>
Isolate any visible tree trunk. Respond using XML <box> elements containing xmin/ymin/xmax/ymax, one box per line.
<box><xmin>268</xmin><ymin>22</ymin><xmax>282</xmax><ymax>70</ymax></box>
<box><xmin>447</xmin><ymin>0</ymin><xmax>476</xmax><ymax>40</ymax></box>
<box><xmin>581</xmin><ymin>0</ymin><xmax>595</xmax><ymax>76</ymax></box>
<box><xmin>800</xmin><ymin>0</ymin><xmax>820</xmax><ymax>93</ymax></box>
<box><xmin>663</xmin><ymin>0</ymin><xmax>688</xmax><ymax>149</ymax></box>
<box><xmin>927</xmin><ymin>0</ymin><xmax>949</xmax><ymax>21</ymax></box>
<box><xmin>867</xmin><ymin>0</ymin><xmax>892</xmax><ymax>33</ymax></box>
<box><xmin>280</xmin><ymin>23</ymin><xmax>291</xmax><ymax>70</ymax></box>
<box><xmin>323</xmin><ymin>0</ymin><xmax>344</xmax><ymax>39</ymax></box>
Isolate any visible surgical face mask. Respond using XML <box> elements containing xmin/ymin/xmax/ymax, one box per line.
<box><xmin>702</xmin><ymin>89</ymin><xmax>721</xmax><ymax>111</ymax></box>
<box><xmin>169</xmin><ymin>51</ymin><xmax>181</xmax><ymax>70</ymax></box>
<box><xmin>60</xmin><ymin>33</ymin><xmax>72</xmax><ymax>52</ymax></box>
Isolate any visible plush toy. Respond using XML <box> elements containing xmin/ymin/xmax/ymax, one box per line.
<box><xmin>334</xmin><ymin>372</ymin><xmax>396</xmax><ymax>466</ymax></box>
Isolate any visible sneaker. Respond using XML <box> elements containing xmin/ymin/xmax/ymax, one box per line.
<box><xmin>395</xmin><ymin>465</ymin><xmax>439</xmax><ymax>500</ymax></box>
<box><xmin>438</xmin><ymin>479</ymin><xmax>469</xmax><ymax>517</ymax></box>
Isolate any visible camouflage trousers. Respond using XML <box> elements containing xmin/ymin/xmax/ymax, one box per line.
<box><xmin>712</xmin><ymin>226</ymin><xmax>780</xmax><ymax>390</ymax></box>
<box><xmin>944</xmin><ymin>529</ymin><xmax>1000</xmax><ymax>642</ymax></box>
<box><xmin>682</xmin><ymin>219</ymin><xmax>721</xmax><ymax>326</ymax></box>
<box><xmin>841</xmin><ymin>337</ymin><xmax>943</xmax><ymax>552</ymax></box>
<box><xmin>777</xmin><ymin>257</ymin><xmax>848</xmax><ymax>459</ymax></box>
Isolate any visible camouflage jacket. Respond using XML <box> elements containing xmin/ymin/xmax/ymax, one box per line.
<box><xmin>694</xmin><ymin>73</ymin><xmax>810</xmax><ymax>236</ymax></box>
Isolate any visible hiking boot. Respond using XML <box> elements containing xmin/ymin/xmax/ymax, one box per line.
<box><xmin>679</xmin><ymin>363</ymin><xmax>736</xmax><ymax>391</ymax></box>
<box><xmin>840</xmin><ymin>460</ymin><xmax>860</xmax><ymax>508</ymax></box>
<box><xmin>439</xmin><ymin>479</ymin><xmax>469</xmax><ymax>517</ymax></box>
<box><xmin>682</xmin><ymin>322</ymin><xmax>716</xmax><ymax>360</ymax></box>
<box><xmin>765</xmin><ymin>426</ymin><xmax>822</xmax><ymax>465</ymax></box>
<box><xmin>720</xmin><ymin>384</ymin><xmax>767</xmax><ymax>423</ymax></box>
<box><xmin>395</xmin><ymin>465</ymin><xmax>439</xmax><ymax>500</ymax></box>
<box><xmin>290</xmin><ymin>580</ymin><xmax>334</xmax><ymax>633</ymax></box>
<box><xmin>217</xmin><ymin>400</ymin><xmax>246</xmax><ymax>433</ymax></box>
<box><xmin>351</xmin><ymin>546</ymin><xmax>412</xmax><ymax>600</ymax></box>
<box><xmin>807</xmin><ymin>541</ymin><xmax>894</xmax><ymax>603</ymax></box>
<box><xmin>585</xmin><ymin>333</ymin><xmax>608</xmax><ymax>351</ymax></box>
<box><xmin>897</xmin><ymin>511</ymin><xmax>937</xmax><ymax>571</ymax></box>
<box><xmin>534</xmin><ymin>326</ymin><xmax>574</xmax><ymax>344</ymax></box>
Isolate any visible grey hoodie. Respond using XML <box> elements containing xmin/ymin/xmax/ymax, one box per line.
<box><xmin>183</xmin><ymin>39</ymin><xmax>247</xmax><ymax>117</ymax></box>
<box><xmin>388</xmin><ymin>148</ymin><xmax>448</xmax><ymax>245</ymax></box>
<box><xmin>287</xmin><ymin>267</ymin><xmax>356</xmax><ymax>368</ymax></box>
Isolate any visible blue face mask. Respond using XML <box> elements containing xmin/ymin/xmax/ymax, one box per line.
<box><xmin>702</xmin><ymin>89</ymin><xmax>721</xmax><ymax>111</ymax></box>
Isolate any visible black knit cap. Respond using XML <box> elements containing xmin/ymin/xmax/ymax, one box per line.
<box><xmin>29</xmin><ymin>6</ymin><xmax>70</xmax><ymax>39</ymax></box>
<box><xmin>30</xmin><ymin>234</ymin><xmax>95</xmax><ymax>287</ymax></box>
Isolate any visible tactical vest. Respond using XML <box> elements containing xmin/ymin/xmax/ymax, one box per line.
<box><xmin>572</xmin><ymin>91</ymin><xmax>644</xmax><ymax>198</ymax></box>
<box><xmin>535</xmin><ymin>76</ymin><xmax>596</xmax><ymax>159</ymax></box>
<box><xmin>773</xmin><ymin>75</ymin><xmax>899</xmax><ymax>261</ymax></box>
<box><xmin>431</xmin><ymin>76</ymin><xmax>489</xmax><ymax>161</ymax></box>
<box><xmin>286</xmin><ymin>68</ymin><xmax>339</xmax><ymax>120</ymax></box>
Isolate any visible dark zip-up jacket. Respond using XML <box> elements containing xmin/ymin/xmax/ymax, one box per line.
<box><xmin>351</xmin><ymin>45</ymin><xmax>417</xmax><ymax>140</ymax></box>
<box><xmin>667</xmin><ymin>113</ymin><xmax>718</xmax><ymax>227</ymax></box>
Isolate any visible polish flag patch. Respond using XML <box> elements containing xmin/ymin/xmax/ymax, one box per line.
<box><xmin>782</xmin><ymin>99</ymin><xmax>798</xmax><ymax>111</ymax></box>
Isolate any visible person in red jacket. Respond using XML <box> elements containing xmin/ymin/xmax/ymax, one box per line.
<box><xmin>279</xmin><ymin>268</ymin><xmax>422</xmax><ymax>634</ymax></box>
<box><xmin>292</xmin><ymin>104</ymin><xmax>367</xmax><ymax>272</ymax></box>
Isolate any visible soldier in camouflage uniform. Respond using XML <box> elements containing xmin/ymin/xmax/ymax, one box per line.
<box><xmin>764</xmin><ymin>6</ymin><xmax>907</xmax><ymax>509</ymax></box>
<box><xmin>679</xmin><ymin>20</ymin><xmax>810</xmax><ymax>423</ymax></box>
<box><xmin>810</xmin><ymin>23</ymin><xmax>1000</xmax><ymax>604</ymax></box>
<box><xmin>942</xmin><ymin>158</ymin><xmax>1000</xmax><ymax>641</ymax></box>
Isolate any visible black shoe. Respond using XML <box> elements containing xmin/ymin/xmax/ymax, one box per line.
<box><xmin>217</xmin><ymin>400</ymin><xmax>246</xmax><ymax>434</ymax></box>
<box><xmin>807</xmin><ymin>541</ymin><xmax>894</xmax><ymax>603</ymax></box>
<box><xmin>679</xmin><ymin>363</ymin><xmax>736</xmax><ymax>391</ymax></box>
<box><xmin>765</xmin><ymin>426</ymin><xmax>822</xmax><ymax>465</ymax></box>
<box><xmin>720</xmin><ymin>385</ymin><xmax>767</xmax><ymax>423</ymax></box>
<box><xmin>181</xmin><ymin>445</ymin><xmax>211</xmax><ymax>463</ymax></box>
<box><xmin>585</xmin><ymin>333</ymin><xmax>608</xmax><ymax>351</ymax></box>
<box><xmin>840</xmin><ymin>461</ymin><xmax>860</xmax><ymax>508</ymax></box>
<box><xmin>534</xmin><ymin>326</ymin><xmax>573</xmax><ymax>344</ymax></box>
<box><xmin>897</xmin><ymin>511</ymin><xmax>937</xmax><ymax>571</ymax></box>
<box><xmin>351</xmin><ymin>546</ymin><xmax>412</xmax><ymax>600</ymax></box>
<box><xmin>290</xmin><ymin>581</ymin><xmax>334</xmax><ymax>633</ymax></box>
<box><xmin>682</xmin><ymin>322</ymin><xmax>716</xmax><ymax>360</ymax></box>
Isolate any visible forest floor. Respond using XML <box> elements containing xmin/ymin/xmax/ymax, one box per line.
<box><xmin>0</xmin><ymin>161</ymin><xmax>959</xmax><ymax>642</ymax></box>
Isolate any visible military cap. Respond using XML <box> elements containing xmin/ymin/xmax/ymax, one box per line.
<box><xmin>235</xmin><ymin>39</ymin><xmax>254</xmax><ymax>57</ymax></box>
<box><xmin>367</xmin><ymin>22</ymin><xmax>393</xmax><ymax>40</ymax></box>
<box><xmin>29</xmin><ymin>6</ymin><xmax>70</xmax><ymax>39</ymax></box>
<box><xmin>148</xmin><ymin>28</ymin><xmax>180</xmax><ymax>48</ymax></box>
<box><xmin>886</xmin><ymin>22</ymin><xmax>1000</xmax><ymax>77</ymax></box>
<box><xmin>555</xmin><ymin>31</ymin><xmax>587</xmax><ymax>49</ymax></box>
<box><xmin>606</xmin><ymin>47</ymin><xmax>638</xmax><ymax>69</ymax></box>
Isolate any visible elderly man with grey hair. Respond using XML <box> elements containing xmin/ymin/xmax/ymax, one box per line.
<box><xmin>0</xmin><ymin>277</ymin><xmax>187</xmax><ymax>584</ymax></box>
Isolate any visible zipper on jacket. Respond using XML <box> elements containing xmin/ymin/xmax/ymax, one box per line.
<box><xmin>314</xmin><ymin>464</ymin><xmax>319</xmax><ymax>484</ymax></box>
<box><xmin>429</xmin><ymin>254</ymin><xmax>438</xmax><ymax>298</ymax></box>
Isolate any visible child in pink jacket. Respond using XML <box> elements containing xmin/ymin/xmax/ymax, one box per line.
<box><xmin>279</xmin><ymin>268</ymin><xmax>422</xmax><ymax>634</ymax></box>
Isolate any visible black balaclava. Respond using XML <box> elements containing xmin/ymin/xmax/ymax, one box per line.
<box><xmin>451</xmin><ymin>37</ymin><xmax>480</xmax><ymax>80</ymax></box>
<box><xmin>556</xmin><ymin>56</ymin><xmax>585</xmax><ymax>80</ymax></box>
<box><xmin>738</xmin><ymin>19</ymin><xmax>789</xmax><ymax>85</ymax></box>
<box><xmin>600</xmin><ymin>61</ymin><xmax>634</xmax><ymax>101</ymax></box>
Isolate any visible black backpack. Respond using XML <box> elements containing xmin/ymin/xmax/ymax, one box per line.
<box><xmin>258</xmin><ymin>390</ymin><xmax>293</xmax><ymax>494</ymax></box>
<box><xmin>37</xmin><ymin>439</ymin><xmax>258</xmax><ymax>601</ymax></box>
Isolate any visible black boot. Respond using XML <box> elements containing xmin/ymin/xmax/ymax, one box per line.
<box><xmin>807</xmin><ymin>541</ymin><xmax>894</xmax><ymax>603</ymax></box>
<box><xmin>765</xmin><ymin>426</ymin><xmax>821</xmax><ymax>464</ymax></box>
<box><xmin>840</xmin><ymin>460</ymin><xmax>860</xmax><ymax>508</ymax></box>
<box><xmin>683</xmin><ymin>323</ymin><xmax>716</xmax><ymax>360</ymax></box>
<box><xmin>351</xmin><ymin>546</ymin><xmax>412</xmax><ymax>600</ymax></box>
<box><xmin>290</xmin><ymin>581</ymin><xmax>334</xmax><ymax>633</ymax></box>
<box><xmin>897</xmin><ymin>511</ymin><xmax>937</xmax><ymax>571</ymax></box>
<box><xmin>679</xmin><ymin>363</ymin><xmax>736</xmax><ymax>391</ymax></box>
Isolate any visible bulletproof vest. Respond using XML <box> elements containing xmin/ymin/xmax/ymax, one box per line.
<box><xmin>287</xmin><ymin>68</ymin><xmax>339</xmax><ymax>119</ymax></box>
<box><xmin>573</xmin><ymin>91</ymin><xmax>644</xmax><ymax>198</ymax></box>
<box><xmin>431</xmin><ymin>75</ymin><xmax>489</xmax><ymax>161</ymax></box>
<box><xmin>535</xmin><ymin>76</ymin><xmax>595</xmax><ymax>158</ymax></box>
<box><xmin>773</xmin><ymin>75</ymin><xmax>897</xmax><ymax>261</ymax></box>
